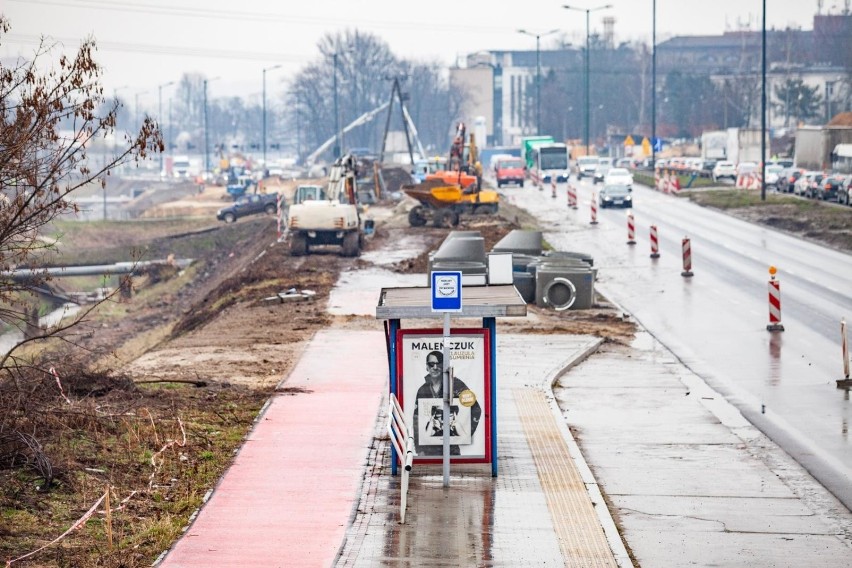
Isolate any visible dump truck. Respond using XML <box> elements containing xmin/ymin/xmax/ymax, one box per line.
<box><xmin>401</xmin><ymin>122</ymin><xmax>499</xmax><ymax>228</ymax></box>
<box><xmin>286</xmin><ymin>154</ymin><xmax>367</xmax><ymax>256</ymax></box>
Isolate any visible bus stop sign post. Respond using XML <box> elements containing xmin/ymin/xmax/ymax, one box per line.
<box><xmin>431</xmin><ymin>271</ymin><xmax>462</xmax><ymax>487</ymax></box>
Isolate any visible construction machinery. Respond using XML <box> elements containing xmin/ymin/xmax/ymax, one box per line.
<box><xmin>286</xmin><ymin>153</ymin><xmax>367</xmax><ymax>257</ymax></box>
<box><xmin>402</xmin><ymin>122</ymin><xmax>499</xmax><ymax>228</ymax></box>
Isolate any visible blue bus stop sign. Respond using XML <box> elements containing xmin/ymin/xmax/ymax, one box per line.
<box><xmin>431</xmin><ymin>271</ymin><xmax>463</xmax><ymax>312</ymax></box>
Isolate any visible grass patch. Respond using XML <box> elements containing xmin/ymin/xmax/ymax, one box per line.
<box><xmin>0</xmin><ymin>373</ymin><xmax>271</xmax><ymax>567</ymax></box>
<box><xmin>634</xmin><ymin>171</ymin><xmax>717</xmax><ymax>190</ymax></box>
<box><xmin>685</xmin><ymin>189</ymin><xmax>821</xmax><ymax>210</ymax></box>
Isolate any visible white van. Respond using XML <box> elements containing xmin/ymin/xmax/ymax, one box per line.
<box><xmin>172</xmin><ymin>155</ymin><xmax>191</xmax><ymax>178</ymax></box>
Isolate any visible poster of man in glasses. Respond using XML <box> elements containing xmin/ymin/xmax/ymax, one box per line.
<box><xmin>398</xmin><ymin>330</ymin><xmax>487</xmax><ymax>459</ymax></box>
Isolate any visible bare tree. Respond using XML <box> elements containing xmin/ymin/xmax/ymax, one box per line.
<box><xmin>287</xmin><ymin>30</ymin><xmax>457</xmax><ymax>161</ymax></box>
<box><xmin>0</xmin><ymin>18</ymin><xmax>161</xmax><ymax>372</ymax></box>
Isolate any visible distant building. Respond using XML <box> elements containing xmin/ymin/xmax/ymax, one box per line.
<box><xmin>453</xmin><ymin>12</ymin><xmax>850</xmax><ymax>148</ymax></box>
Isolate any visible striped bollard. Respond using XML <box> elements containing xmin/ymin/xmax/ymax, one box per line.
<box><xmin>837</xmin><ymin>319</ymin><xmax>852</xmax><ymax>389</ymax></box>
<box><xmin>627</xmin><ymin>212</ymin><xmax>636</xmax><ymax>245</ymax></box>
<box><xmin>590</xmin><ymin>193</ymin><xmax>598</xmax><ymax>225</ymax></box>
<box><xmin>841</xmin><ymin>319</ymin><xmax>850</xmax><ymax>382</ymax></box>
<box><xmin>567</xmin><ymin>184</ymin><xmax>578</xmax><ymax>209</ymax></box>
<box><xmin>766</xmin><ymin>266</ymin><xmax>785</xmax><ymax>332</ymax></box>
<box><xmin>837</xmin><ymin>319</ymin><xmax>851</xmax><ymax>387</ymax></box>
<box><xmin>681</xmin><ymin>237</ymin><xmax>693</xmax><ymax>277</ymax></box>
<box><xmin>551</xmin><ymin>178</ymin><xmax>557</xmax><ymax>198</ymax></box>
<box><xmin>650</xmin><ymin>225</ymin><xmax>660</xmax><ymax>258</ymax></box>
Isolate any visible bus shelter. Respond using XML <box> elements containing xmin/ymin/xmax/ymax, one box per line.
<box><xmin>376</xmin><ymin>284</ymin><xmax>527</xmax><ymax>476</ymax></box>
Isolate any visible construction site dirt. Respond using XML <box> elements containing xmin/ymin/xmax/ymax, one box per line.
<box><xmin>2</xmin><ymin>173</ymin><xmax>851</xmax><ymax>565</ymax></box>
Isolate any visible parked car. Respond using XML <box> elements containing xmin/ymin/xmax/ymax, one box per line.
<box><xmin>817</xmin><ymin>174</ymin><xmax>845</xmax><ymax>201</ymax></box>
<box><xmin>592</xmin><ymin>157</ymin><xmax>614</xmax><ymax>184</ymax></box>
<box><xmin>776</xmin><ymin>167</ymin><xmax>803</xmax><ymax>193</ymax></box>
<box><xmin>697</xmin><ymin>159</ymin><xmax>717</xmax><ymax>178</ymax></box>
<box><xmin>603</xmin><ymin>167</ymin><xmax>634</xmax><ymax>187</ymax></box>
<box><xmin>839</xmin><ymin>175</ymin><xmax>852</xmax><ymax>206</ymax></box>
<box><xmin>736</xmin><ymin>161</ymin><xmax>758</xmax><ymax>179</ymax></box>
<box><xmin>598</xmin><ymin>184</ymin><xmax>633</xmax><ymax>208</ymax></box>
<box><xmin>770</xmin><ymin>158</ymin><xmax>794</xmax><ymax>168</ymax></box>
<box><xmin>494</xmin><ymin>157</ymin><xmax>525</xmax><ymax>188</ymax></box>
<box><xmin>764</xmin><ymin>164</ymin><xmax>784</xmax><ymax>189</ymax></box>
<box><xmin>712</xmin><ymin>161</ymin><xmax>736</xmax><ymax>182</ymax></box>
<box><xmin>793</xmin><ymin>171</ymin><xmax>824</xmax><ymax>197</ymax></box>
<box><xmin>217</xmin><ymin>192</ymin><xmax>280</xmax><ymax>223</ymax></box>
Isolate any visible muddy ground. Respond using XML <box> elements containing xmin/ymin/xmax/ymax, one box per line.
<box><xmin>3</xmin><ymin>179</ymin><xmax>850</xmax><ymax>566</ymax></box>
<box><xmin>55</xmin><ymin>182</ymin><xmax>852</xmax><ymax>413</ymax></box>
<box><xmin>88</xmin><ymin>195</ymin><xmax>637</xmax><ymax>391</ymax></box>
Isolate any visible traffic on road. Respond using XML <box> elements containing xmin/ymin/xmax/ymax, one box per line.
<box><xmin>501</xmin><ymin>170</ymin><xmax>852</xmax><ymax>511</ymax></box>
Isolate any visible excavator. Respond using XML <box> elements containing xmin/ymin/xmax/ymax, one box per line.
<box><xmin>287</xmin><ymin>153</ymin><xmax>371</xmax><ymax>256</ymax></box>
<box><xmin>403</xmin><ymin>122</ymin><xmax>500</xmax><ymax>228</ymax></box>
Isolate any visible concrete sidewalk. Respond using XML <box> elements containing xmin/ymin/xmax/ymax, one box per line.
<box><xmin>555</xmin><ymin>330</ymin><xmax>852</xmax><ymax>567</ymax></box>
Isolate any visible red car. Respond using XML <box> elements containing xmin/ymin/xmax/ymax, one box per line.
<box><xmin>495</xmin><ymin>158</ymin><xmax>525</xmax><ymax>188</ymax></box>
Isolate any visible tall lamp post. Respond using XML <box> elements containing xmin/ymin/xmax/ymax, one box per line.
<box><xmin>517</xmin><ymin>28</ymin><xmax>559</xmax><ymax>136</ymax></box>
<box><xmin>203</xmin><ymin>77</ymin><xmax>220</xmax><ymax>175</ymax></box>
<box><xmin>134</xmin><ymin>90</ymin><xmax>148</xmax><ymax>133</ymax></box>
<box><xmin>262</xmin><ymin>64</ymin><xmax>282</xmax><ymax>168</ymax></box>
<box><xmin>108</xmin><ymin>85</ymin><xmax>129</xmax><ymax>220</ymax></box>
<box><xmin>652</xmin><ymin>0</ymin><xmax>656</xmax><ymax>168</ymax></box>
<box><xmin>157</xmin><ymin>81</ymin><xmax>175</xmax><ymax>174</ymax></box>
<box><xmin>328</xmin><ymin>50</ymin><xmax>353</xmax><ymax>159</ymax></box>
<box><xmin>333</xmin><ymin>52</ymin><xmax>340</xmax><ymax>158</ymax></box>
<box><xmin>760</xmin><ymin>0</ymin><xmax>766</xmax><ymax>200</ymax></box>
<box><xmin>563</xmin><ymin>3</ymin><xmax>612</xmax><ymax>156</ymax></box>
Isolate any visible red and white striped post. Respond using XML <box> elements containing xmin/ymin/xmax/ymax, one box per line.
<box><xmin>277</xmin><ymin>194</ymin><xmax>287</xmax><ymax>241</ymax></box>
<box><xmin>766</xmin><ymin>265</ymin><xmax>785</xmax><ymax>332</ymax></box>
<box><xmin>567</xmin><ymin>184</ymin><xmax>578</xmax><ymax>209</ymax></box>
<box><xmin>551</xmin><ymin>178</ymin><xmax>557</xmax><ymax>198</ymax></box>
<box><xmin>590</xmin><ymin>193</ymin><xmax>598</xmax><ymax>225</ymax></box>
<box><xmin>681</xmin><ymin>237</ymin><xmax>694</xmax><ymax>277</ymax></box>
<box><xmin>842</xmin><ymin>318</ymin><xmax>849</xmax><ymax>380</ymax></box>
<box><xmin>649</xmin><ymin>225</ymin><xmax>660</xmax><ymax>258</ymax></box>
<box><xmin>627</xmin><ymin>212</ymin><xmax>636</xmax><ymax>245</ymax></box>
<box><xmin>838</xmin><ymin>319</ymin><xmax>852</xmax><ymax>387</ymax></box>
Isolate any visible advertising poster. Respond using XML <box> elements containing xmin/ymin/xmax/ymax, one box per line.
<box><xmin>397</xmin><ymin>328</ymin><xmax>490</xmax><ymax>463</ymax></box>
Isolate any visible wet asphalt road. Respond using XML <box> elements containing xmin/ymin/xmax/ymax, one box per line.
<box><xmin>504</xmin><ymin>177</ymin><xmax>852</xmax><ymax>510</ymax></box>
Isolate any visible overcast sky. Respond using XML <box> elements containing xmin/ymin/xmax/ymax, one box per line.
<box><xmin>1</xmin><ymin>0</ymin><xmax>830</xmax><ymax>108</ymax></box>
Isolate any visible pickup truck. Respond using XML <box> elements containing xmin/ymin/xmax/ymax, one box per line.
<box><xmin>216</xmin><ymin>193</ymin><xmax>280</xmax><ymax>223</ymax></box>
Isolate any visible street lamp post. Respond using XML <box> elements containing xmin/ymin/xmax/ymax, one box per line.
<box><xmin>134</xmin><ymin>90</ymin><xmax>148</xmax><ymax>134</ymax></box>
<box><xmin>262</xmin><ymin>65</ymin><xmax>282</xmax><ymax>168</ymax></box>
<box><xmin>652</xmin><ymin>0</ymin><xmax>656</xmax><ymax>167</ymax></box>
<box><xmin>203</xmin><ymin>77</ymin><xmax>220</xmax><ymax>176</ymax></box>
<box><xmin>761</xmin><ymin>0</ymin><xmax>767</xmax><ymax>200</ymax></box>
<box><xmin>517</xmin><ymin>29</ymin><xmax>559</xmax><ymax>136</ymax></box>
<box><xmin>563</xmin><ymin>4</ymin><xmax>612</xmax><ymax>155</ymax></box>
<box><xmin>158</xmin><ymin>81</ymin><xmax>175</xmax><ymax>174</ymax></box>
<box><xmin>109</xmin><ymin>85</ymin><xmax>129</xmax><ymax>220</ymax></box>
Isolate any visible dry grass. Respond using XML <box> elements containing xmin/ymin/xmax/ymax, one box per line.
<box><xmin>0</xmin><ymin>365</ymin><xmax>269</xmax><ymax>567</ymax></box>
